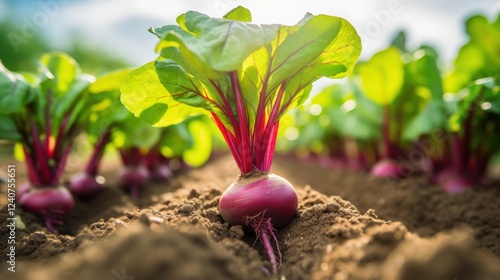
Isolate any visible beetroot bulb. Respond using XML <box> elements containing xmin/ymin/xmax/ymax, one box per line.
<box><xmin>219</xmin><ymin>173</ymin><xmax>298</xmax><ymax>272</ymax></box>
<box><xmin>219</xmin><ymin>173</ymin><xmax>298</xmax><ymax>228</ymax></box>
<box><xmin>117</xmin><ymin>163</ymin><xmax>150</xmax><ymax>200</ymax></box>
<box><xmin>19</xmin><ymin>183</ymin><xmax>74</xmax><ymax>233</ymax></box>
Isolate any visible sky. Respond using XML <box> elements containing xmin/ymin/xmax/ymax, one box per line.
<box><xmin>1</xmin><ymin>0</ymin><xmax>499</xmax><ymax>68</ymax></box>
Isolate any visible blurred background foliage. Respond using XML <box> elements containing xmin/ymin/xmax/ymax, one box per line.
<box><xmin>0</xmin><ymin>20</ymin><xmax>129</xmax><ymax>74</ymax></box>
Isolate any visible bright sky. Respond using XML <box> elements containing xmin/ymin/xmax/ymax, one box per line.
<box><xmin>2</xmin><ymin>0</ymin><xmax>499</xmax><ymax>67</ymax></box>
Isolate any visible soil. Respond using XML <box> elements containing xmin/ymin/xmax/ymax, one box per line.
<box><xmin>0</xmin><ymin>153</ymin><xmax>499</xmax><ymax>280</ymax></box>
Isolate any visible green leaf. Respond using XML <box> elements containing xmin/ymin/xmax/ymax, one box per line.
<box><xmin>114</xmin><ymin>113</ymin><xmax>162</xmax><ymax>149</ymax></box>
<box><xmin>156</xmin><ymin>28</ymin><xmax>223</xmax><ymax>80</ymax></box>
<box><xmin>173</xmin><ymin>11</ymin><xmax>279</xmax><ymax>72</ymax></box>
<box><xmin>121</xmin><ymin>62</ymin><xmax>206</xmax><ymax>127</ymax></box>
<box><xmin>35</xmin><ymin>53</ymin><xmax>95</xmax><ymax>139</ymax></box>
<box><xmin>408</xmin><ymin>49</ymin><xmax>442</xmax><ymax>99</ymax></box>
<box><xmin>269</xmin><ymin>15</ymin><xmax>360</xmax><ymax>92</ymax></box>
<box><xmin>85</xmin><ymin>68</ymin><xmax>134</xmax><ymax>137</ymax></box>
<box><xmin>160</xmin><ymin>123</ymin><xmax>193</xmax><ymax>157</ymax></box>
<box><xmin>390</xmin><ymin>30</ymin><xmax>407</xmax><ymax>52</ymax></box>
<box><xmin>402</xmin><ymin>100</ymin><xmax>446</xmax><ymax>140</ymax></box>
<box><xmin>39</xmin><ymin>52</ymin><xmax>80</xmax><ymax>96</ymax></box>
<box><xmin>0</xmin><ymin>114</ymin><xmax>21</xmax><ymax>141</ymax></box>
<box><xmin>183</xmin><ymin>118</ymin><xmax>212</xmax><ymax>166</ymax></box>
<box><xmin>448</xmin><ymin>78</ymin><xmax>498</xmax><ymax>132</ymax></box>
<box><xmin>358</xmin><ymin>47</ymin><xmax>404</xmax><ymax>106</ymax></box>
<box><xmin>0</xmin><ymin>62</ymin><xmax>32</xmax><ymax>114</ymax></box>
<box><xmin>444</xmin><ymin>15</ymin><xmax>500</xmax><ymax>92</ymax></box>
<box><xmin>155</xmin><ymin>60</ymin><xmax>213</xmax><ymax>110</ymax></box>
<box><xmin>53</xmin><ymin>73</ymin><xmax>94</xmax><ymax>121</ymax></box>
<box><xmin>90</xmin><ymin>68</ymin><xmax>133</xmax><ymax>94</ymax></box>
<box><xmin>310</xmin><ymin>84</ymin><xmax>381</xmax><ymax>141</ymax></box>
<box><xmin>223</xmin><ymin>6</ymin><xmax>251</xmax><ymax>22</ymax></box>
<box><xmin>149</xmin><ymin>25</ymin><xmax>183</xmax><ymax>39</ymax></box>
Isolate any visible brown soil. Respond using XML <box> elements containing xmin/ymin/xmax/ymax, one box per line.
<box><xmin>0</xmin><ymin>153</ymin><xmax>499</xmax><ymax>280</ymax></box>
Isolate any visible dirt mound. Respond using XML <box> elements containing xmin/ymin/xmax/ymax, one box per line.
<box><xmin>1</xmin><ymin>155</ymin><xmax>499</xmax><ymax>280</ymax></box>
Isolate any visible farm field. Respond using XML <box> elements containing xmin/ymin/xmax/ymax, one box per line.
<box><xmin>1</xmin><ymin>1</ymin><xmax>500</xmax><ymax>280</ymax></box>
<box><xmin>1</xmin><ymin>152</ymin><xmax>499</xmax><ymax>280</ymax></box>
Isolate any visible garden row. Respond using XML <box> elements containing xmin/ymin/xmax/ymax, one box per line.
<box><xmin>0</xmin><ymin>6</ymin><xmax>499</xmax><ymax>274</ymax></box>
<box><xmin>279</xmin><ymin>14</ymin><xmax>500</xmax><ymax>192</ymax></box>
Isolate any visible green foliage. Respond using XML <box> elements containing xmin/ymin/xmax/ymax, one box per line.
<box><xmin>86</xmin><ymin>68</ymin><xmax>212</xmax><ymax>167</ymax></box>
<box><xmin>0</xmin><ymin>52</ymin><xmax>98</xmax><ymax>186</ymax></box>
<box><xmin>121</xmin><ymin>6</ymin><xmax>362</xmax><ymax>128</ymax></box>
<box><xmin>444</xmin><ymin>14</ymin><xmax>500</xmax><ymax>93</ymax></box>
<box><xmin>160</xmin><ymin>116</ymin><xmax>213</xmax><ymax>167</ymax></box>
<box><xmin>0</xmin><ymin>20</ymin><xmax>129</xmax><ymax>76</ymax></box>
<box><xmin>400</xmin><ymin>48</ymin><xmax>447</xmax><ymax>140</ymax></box>
<box><xmin>0</xmin><ymin>52</ymin><xmax>95</xmax><ymax>143</ymax></box>
<box><xmin>357</xmin><ymin>47</ymin><xmax>404</xmax><ymax>106</ymax></box>
<box><xmin>448</xmin><ymin>78</ymin><xmax>499</xmax><ymax>132</ymax></box>
<box><xmin>121</xmin><ymin>62</ymin><xmax>207</xmax><ymax>127</ymax></box>
<box><xmin>354</xmin><ymin>42</ymin><xmax>447</xmax><ymax>142</ymax></box>
<box><xmin>113</xmin><ymin>113</ymin><xmax>162</xmax><ymax>149</ymax></box>
<box><xmin>86</xmin><ymin>68</ymin><xmax>133</xmax><ymax>141</ymax></box>
<box><xmin>0</xmin><ymin>21</ymin><xmax>50</xmax><ymax>73</ymax></box>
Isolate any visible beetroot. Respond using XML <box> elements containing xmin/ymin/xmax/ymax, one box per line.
<box><xmin>371</xmin><ymin>159</ymin><xmax>403</xmax><ymax>179</ymax></box>
<box><xmin>219</xmin><ymin>174</ymin><xmax>298</xmax><ymax>228</ymax></box>
<box><xmin>19</xmin><ymin>185</ymin><xmax>74</xmax><ymax>233</ymax></box>
<box><xmin>442</xmin><ymin>177</ymin><xmax>473</xmax><ymax>193</ymax></box>
<box><xmin>117</xmin><ymin>165</ymin><xmax>150</xmax><ymax>199</ymax></box>
<box><xmin>69</xmin><ymin>172</ymin><xmax>105</xmax><ymax>198</ymax></box>
<box><xmin>149</xmin><ymin>164</ymin><xmax>173</xmax><ymax>181</ymax></box>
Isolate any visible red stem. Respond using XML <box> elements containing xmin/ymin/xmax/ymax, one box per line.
<box><xmin>119</xmin><ymin>147</ymin><xmax>142</xmax><ymax>166</ymax></box>
<box><xmin>85</xmin><ymin>127</ymin><xmax>112</xmax><ymax>175</ymax></box>
<box><xmin>476</xmin><ymin>153</ymin><xmax>491</xmax><ymax>178</ymax></box>
<box><xmin>209</xmin><ymin>79</ymin><xmax>241</xmax><ymax>140</ymax></box>
<box><xmin>53</xmin><ymin>121</ymin><xmax>81</xmax><ymax>185</ymax></box>
<box><xmin>229</xmin><ymin>71</ymin><xmax>252</xmax><ymax>174</ymax></box>
<box><xmin>145</xmin><ymin>146</ymin><xmax>158</xmax><ymax>169</ymax></box>
<box><xmin>472</xmin><ymin>144</ymin><xmax>491</xmax><ymax>178</ymax></box>
<box><xmin>53</xmin><ymin>114</ymin><xmax>70</xmax><ymax>161</ymax></box>
<box><xmin>53</xmin><ymin>137</ymin><xmax>74</xmax><ymax>185</ymax></box>
<box><xmin>211</xmin><ymin>113</ymin><xmax>242</xmax><ymax>166</ymax></box>
<box><xmin>262</xmin><ymin>122</ymin><xmax>279</xmax><ymax>172</ymax></box>
<box><xmin>451</xmin><ymin>132</ymin><xmax>463</xmax><ymax>174</ymax></box>
<box><xmin>461</xmin><ymin>107</ymin><xmax>474</xmax><ymax>174</ymax></box>
<box><xmin>29</xmin><ymin>120</ymin><xmax>52</xmax><ymax>185</ymax></box>
<box><xmin>119</xmin><ymin>149</ymin><xmax>129</xmax><ymax>166</ymax></box>
<box><xmin>258</xmin><ymin>83</ymin><xmax>285</xmax><ymax>172</ymax></box>
<box><xmin>382</xmin><ymin>106</ymin><xmax>395</xmax><ymax>159</ymax></box>
<box><xmin>22</xmin><ymin>146</ymin><xmax>42</xmax><ymax>185</ymax></box>
<box><xmin>44</xmin><ymin>90</ymin><xmax>52</xmax><ymax>157</ymax></box>
<box><xmin>252</xmin><ymin>61</ymin><xmax>274</xmax><ymax>170</ymax></box>
<box><xmin>133</xmin><ymin>147</ymin><xmax>142</xmax><ymax>165</ymax></box>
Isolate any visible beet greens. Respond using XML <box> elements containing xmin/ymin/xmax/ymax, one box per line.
<box><xmin>122</xmin><ymin>6</ymin><xmax>361</xmax><ymax>175</ymax></box>
<box><xmin>70</xmin><ymin>68</ymin><xmax>132</xmax><ymax>197</ymax></box>
<box><xmin>121</xmin><ymin>6</ymin><xmax>361</xmax><ymax>273</ymax></box>
<box><xmin>0</xmin><ymin>53</ymin><xmax>95</xmax><ymax>233</ymax></box>
<box><xmin>278</xmin><ymin>18</ymin><xmax>500</xmax><ymax>193</ymax></box>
